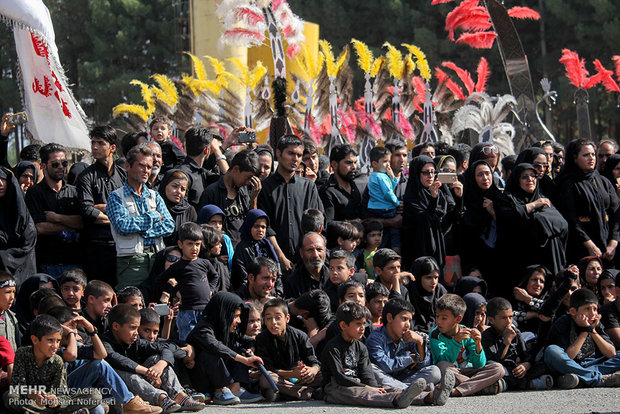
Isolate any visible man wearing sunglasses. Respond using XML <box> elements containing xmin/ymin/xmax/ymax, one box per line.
<box><xmin>25</xmin><ymin>143</ymin><xmax>83</xmax><ymax>278</ymax></box>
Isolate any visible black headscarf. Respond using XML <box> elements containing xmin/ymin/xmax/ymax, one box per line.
<box><xmin>201</xmin><ymin>291</ymin><xmax>247</xmax><ymax>346</ymax></box>
<box><xmin>506</xmin><ymin>163</ymin><xmax>540</xmax><ymax>203</ymax></box>
<box><xmin>463</xmin><ymin>160</ymin><xmax>501</xmax><ymax>236</ymax></box>
<box><xmin>158</xmin><ymin>169</ymin><xmax>196</xmax><ymax>245</ymax></box>
<box><xmin>601</xmin><ymin>154</ymin><xmax>620</xmax><ymax>187</ymax></box>
<box><xmin>0</xmin><ymin>167</ymin><xmax>37</xmax><ymax>287</ymax></box>
<box><xmin>515</xmin><ymin>147</ymin><xmax>547</xmax><ymax>167</ymax></box>
<box><xmin>407</xmin><ymin>256</ymin><xmax>447</xmax><ymax>334</ymax></box>
<box><xmin>462</xmin><ymin>293</ymin><xmax>487</xmax><ymax>329</ymax></box>
<box><xmin>238</xmin><ymin>209</ymin><xmax>278</xmax><ymax>261</ymax></box>
<box><xmin>517</xmin><ymin>265</ymin><xmax>552</xmax><ymax>299</ymax></box>
<box><xmin>455</xmin><ymin>276</ymin><xmax>488</xmax><ymax>298</ymax></box>
<box><xmin>14</xmin><ymin>273</ymin><xmax>58</xmax><ymax>331</ymax></box>
<box><xmin>13</xmin><ymin>161</ymin><xmax>38</xmax><ymax>187</ymax></box>
<box><xmin>515</xmin><ymin>147</ymin><xmax>555</xmax><ymax>198</ymax></box>
<box><xmin>404</xmin><ymin>155</ymin><xmax>436</xmax><ymax>214</ymax></box>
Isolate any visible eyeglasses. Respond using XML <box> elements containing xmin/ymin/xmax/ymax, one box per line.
<box><xmin>50</xmin><ymin>160</ymin><xmax>68</xmax><ymax>168</ymax></box>
<box><xmin>533</xmin><ymin>163</ymin><xmax>549</xmax><ymax>170</ymax></box>
<box><xmin>439</xmin><ymin>168</ymin><xmax>456</xmax><ymax>173</ymax></box>
<box><xmin>480</xmin><ymin>146</ymin><xmax>498</xmax><ymax>155</ymax></box>
<box><xmin>166</xmin><ymin>254</ymin><xmax>181</xmax><ymax>263</ymax></box>
<box><xmin>420</xmin><ymin>170</ymin><xmax>436</xmax><ymax>176</ymax></box>
<box><xmin>520</xmin><ymin>174</ymin><xmax>537</xmax><ymax>181</ymax></box>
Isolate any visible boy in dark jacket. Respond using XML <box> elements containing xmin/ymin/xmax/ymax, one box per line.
<box><xmin>320</xmin><ymin>302</ymin><xmax>430</xmax><ymax>408</ymax></box>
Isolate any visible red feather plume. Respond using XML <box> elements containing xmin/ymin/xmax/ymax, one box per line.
<box><xmin>559</xmin><ymin>49</ymin><xmax>590</xmax><ymax>88</ymax></box>
<box><xmin>475</xmin><ymin>57</ymin><xmax>491</xmax><ymax>93</ymax></box>
<box><xmin>584</xmin><ymin>59</ymin><xmax>620</xmax><ymax>92</ymax></box>
<box><xmin>445</xmin><ymin>0</ymin><xmax>485</xmax><ymax>40</ymax></box>
<box><xmin>442</xmin><ymin>61</ymin><xmax>475</xmax><ymax>95</ymax></box>
<box><xmin>455</xmin><ymin>31</ymin><xmax>497</xmax><ymax>49</ymax></box>
<box><xmin>356</xmin><ymin>111</ymin><xmax>382</xmax><ymax>138</ymax></box>
<box><xmin>412</xmin><ymin>76</ymin><xmax>427</xmax><ymax>113</ymax></box>
<box><xmin>431</xmin><ymin>0</ymin><xmax>456</xmax><ymax>4</ymax></box>
<box><xmin>395</xmin><ymin>110</ymin><xmax>414</xmax><ymax>141</ymax></box>
<box><xmin>613</xmin><ymin>56</ymin><xmax>620</xmax><ymax>83</ymax></box>
<box><xmin>507</xmin><ymin>7</ymin><xmax>541</xmax><ymax>20</ymax></box>
<box><xmin>435</xmin><ymin>68</ymin><xmax>466</xmax><ymax>100</ymax></box>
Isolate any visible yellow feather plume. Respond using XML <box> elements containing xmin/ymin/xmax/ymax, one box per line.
<box><xmin>112</xmin><ymin>104</ymin><xmax>149</xmax><ymax>122</ymax></box>
<box><xmin>151</xmin><ymin>74</ymin><xmax>179</xmax><ymax>107</ymax></box>
<box><xmin>249</xmin><ymin>61</ymin><xmax>267</xmax><ymax>89</ymax></box>
<box><xmin>402</xmin><ymin>43</ymin><xmax>431</xmax><ymax>81</ymax></box>
<box><xmin>129</xmin><ymin>80</ymin><xmax>155</xmax><ymax>114</ymax></box>
<box><xmin>226</xmin><ymin>57</ymin><xmax>251</xmax><ymax>87</ymax></box>
<box><xmin>383</xmin><ymin>42</ymin><xmax>404</xmax><ymax>80</ymax></box>
<box><xmin>370</xmin><ymin>56</ymin><xmax>384</xmax><ymax>78</ymax></box>
<box><xmin>185</xmin><ymin>52</ymin><xmax>208</xmax><ymax>81</ymax></box>
<box><xmin>405</xmin><ymin>53</ymin><xmax>416</xmax><ymax>77</ymax></box>
<box><xmin>296</xmin><ymin>44</ymin><xmax>323</xmax><ymax>80</ymax></box>
<box><xmin>181</xmin><ymin>75</ymin><xmax>221</xmax><ymax>96</ymax></box>
<box><xmin>319</xmin><ymin>40</ymin><xmax>336</xmax><ymax>77</ymax></box>
<box><xmin>351</xmin><ymin>39</ymin><xmax>373</xmax><ymax>74</ymax></box>
<box><xmin>205</xmin><ymin>55</ymin><xmax>226</xmax><ymax>76</ymax></box>
<box><xmin>334</xmin><ymin>47</ymin><xmax>348</xmax><ymax>76</ymax></box>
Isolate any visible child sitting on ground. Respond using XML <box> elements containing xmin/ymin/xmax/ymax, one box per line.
<box><xmin>430</xmin><ymin>294</ymin><xmax>505</xmax><ymax>397</ymax></box>
<box><xmin>320</xmin><ymin>301</ymin><xmax>428</xmax><ymax>408</ymax></box>
<box><xmin>199</xmin><ymin>224</ymin><xmax>231</xmax><ymax>293</ymax></box>
<box><xmin>543</xmin><ymin>288</ymin><xmax>620</xmax><ymax>389</ymax></box>
<box><xmin>102</xmin><ymin>304</ymin><xmax>205</xmax><ymax>412</ymax></box>
<box><xmin>482</xmin><ymin>297</ymin><xmax>553</xmax><ymax>390</ymax></box>
<box><xmin>156</xmin><ymin>222</ymin><xmax>219</xmax><ymax>341</ymax></box>
<box><xmin>366</xmin><ymin>282</ymin><xmax>390</xmax><ymax>327</ymax></box>
<box><xmin>356</xmin><ymin>219</ymin><xmax>383</xmax><ymax>277</ymax></box>
<box><xmin>255</xmin><ymin>298</ymin><xmax>322</xmax><ymax>402</ymax></box>
<box><xmin>7</xmin><ymin>315</ymin><xmax>104</xmax><ymax>414</ymax></box>
<box><xmin>463</xmin><ymin>293</ymin><xmax>489</xmax><ymax>332</ymax></box>
<box><xmin>326</xmin><ymin>221</ymin><xmax>359</xmax><ymax>254</ymax></box>
<box><xmin>117</xmin><ymin>286</ymin><xmax>146</xmax><ymax>310</ymax></box>
<box><xmin>366</xmin><ymin>298</ymin><xmax>444</xmax><ymax>398</ymax></box>
<box><xmin>59</xmin><ymin>269</ymin><xmax>87</xmax><ymax>312</ymax></box>
<box><xmin>407</xmin><ymin>256</ymin><xmax>447</xmax><ymax>334</ymax></box>
<box><xmin>325</xmin><ymin>250</ymin><xmax>366</xmax><ymax>312</ymax></box>
<box><xmin>187</xmin><ymin>292</ymin><xmax>264</xmax><ymax>405</ymax></box>
<box><xmin>83</xmin><ymin>280</ymin><xmax>115</xmax><ymax>336</ymax></box>
<box><xmin>373</xmin><ymin>249</ymin><xmax>411</xmax><ymax>301</ymax></box>
<box><xmin>0</xmin><ymin>272</ymin><xmax>19</xmax><ymax>352</ymax></box>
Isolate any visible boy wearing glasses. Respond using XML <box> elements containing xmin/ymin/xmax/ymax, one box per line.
<box><xmin>25</xmin><ymin>143</ymin><xmax>83</xmax><ymax>278</ymax></box>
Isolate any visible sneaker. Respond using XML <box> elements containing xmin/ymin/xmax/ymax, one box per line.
<box><xmin>558</xmin><ymin>373</ymin><xmax>580</xmax><ymax>389</ymax></box>
<box><xmin>184</xmin><ymin>388</ymin><xmax>206</xmax><ymax>403</ymax></box>
<box><xmin>159</xmin><ymin>397</ymin><xmax>181</xmax><ymax>413</ymax></box>
<box><xmin>434</xmin><ymin>370</ymin><xmax>455</xmax><ymax>406</ymax></box>
<box><xmin>178</xmin><ymin>395</ymin><xmax>207</xmax><ymax>412</ymax></box>
<box><xmin>123</xmin><ymin>396</ymin><xmax>163</xmax><ymax>414</ymax></box>
<box><xmin>530</xmin><ymin>374</ymin><xmax>554</xmax><ymax>390</ymax></box>
<box><xmin>233</xmin><ymin>387</ymin><xmax>264</xmax><ymax>403</ymax></box>
<box><xmin>394</xmin><ymin>378</ymin><xmax>426</xmax><ymax>409</ymax></box>
<box><xmin>213</xmin><ymin>387</ymin><xmax>241</xmax><ymax>405</ymax></box>
<box><xmin>599</xmin><ymin>372</ymin><xmax>620</xmax><ymax>387</ymax></box>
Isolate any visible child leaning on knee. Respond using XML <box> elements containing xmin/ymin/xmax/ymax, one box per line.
<box><xmin>430</xmin><ymin>294</ymin><xmax>505</xmax><ymax>397</ymax></box>
<box><xmin>482</xmin><ymin>297</ymin><xmax>553</xmax><ymax>390</ymax></box>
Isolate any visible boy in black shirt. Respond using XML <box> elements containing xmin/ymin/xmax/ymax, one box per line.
<box><xmin>320</xmin><ymin>301</ymin><xmax>427</xmax><ymax>408</ymax></box>
<box><xmin>482</xmin><ymin>297</ymin><xmax>552</xmax><ymax>390</ymax></box>
<box><xmin>543</xmin><ymin>288</ymin><xmax>620</xmax><ymax>389</ymax></box>
<box><xmin>255</xmin><ymin>298</ymin><xmax>322</xmax><ymax>401</ymax></box>
<box><xmin>156</xmin><ymin>222</ymin><xmax>219</xmax><ymax>341</ymax></box>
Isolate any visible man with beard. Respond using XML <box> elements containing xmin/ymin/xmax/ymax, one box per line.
<box><xmin>234</xmin><ymin>257</ymin><xmax>280</xmax><ymax>302</ymax></box>
<box><xmin>77</xmin><ymin>126</ymin><xmax>127</xmax><ymax>285</ymax></box>
<box><xmin>284</xmin><ymin>232</ymin><xmax>330</xmax><ymax>300</ymax></box>
<box><xmin>107</xmin><ymin>144</ymin><xmax>174</xmax><ymax>289</ymax></box>
<box><xmin>144</xmin><ymin>141</ymin><xmax>164</xmax><ymax>190</ymax></box>
<box><xmin>319</xmin><ymin>144</ymin><xmax>361</xmax><ymax>222</ymax></box>
<box><xmin>25</xmin><ymin>143</ymin><xmax>83</xmax><ymax>277</ymax></box>
<box><xmin>258</xmin><ymin>135</ymin><xmax>323</xmax><ymax>273</ymax></box>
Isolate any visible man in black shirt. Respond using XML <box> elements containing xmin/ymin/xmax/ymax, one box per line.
<box><xmin>178</xmin><ymin>126</ymin><xmax>228</xmax><ymax>208</ymax></box>
<box><xmin>319</xmin><ymin>144</ymin><xmax>361</xmax><ymax>222</ymax></box>
<box><xmin>199</xmin><ymin>149</ymin><xmax>261</xmax><ymax>244</ymax></box>
<box><xmin>25</xmin><ymin>143</ymin><xmax>83</xmax><ymax>277</ymax></box>
<box><xmin>77</xmin><ymin>126</ymin><xmax>127</xmax><ymax>285</ymax></box>
<box><xmin>258</xmin><ymin>135</ymin><xmax>323</xmax><ymax>272</ymax></box>
<box><xmin>284</xmin><ymin>232</ymin><xmax>330</xmax><ymax>300</ymax></box>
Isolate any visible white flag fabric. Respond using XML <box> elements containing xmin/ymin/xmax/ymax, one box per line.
<box><xmin>0</xmin><ymin>0</ymin><xmax>90</xmax><ymax>150</ymax></box>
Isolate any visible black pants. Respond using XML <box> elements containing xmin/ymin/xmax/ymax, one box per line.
<box><xmin>196</xmin><ymin>351</ymin><xmax>249</xmax><ymax>392</ymax></box>
<box><xmin>84</xmin><ymin>242</ymin><xmax>117</xmax><ymax>285</ymax></box>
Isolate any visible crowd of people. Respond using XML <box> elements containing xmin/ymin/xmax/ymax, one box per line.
<box><xmin>1</xmin><ymin>113</ymin><xmax>620</xmax><ymax>413</ymax></box>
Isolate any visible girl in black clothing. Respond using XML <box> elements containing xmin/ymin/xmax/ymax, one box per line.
<box><xmin>407</xmin><ymin>256</ymin><xmax>447</xmax><ymax>334</ymax></box>
<box><xmin>159</xmin><ymin>169</ymin><xmax>197</xmax><ymax>247</ymax></box>
<box><xmin>555</xmin><ymin>139</ymin><xmax>620</xmax><ymax>263</ymax></box>
<box><xmin>514</xmin><ymin>147</ymin><xmax>556</xmax><ymax>201</ymax></box>
<box><xmin>460</xmin><ymin>160</ymin><xmax>503</xmax><ymax>296</ymax></box>
<box><xmin>601</xmin><ymin>153</ymin><xmax>620</xmax><ymax>200</ymax></box>
<box><xmin>402</xmin><ymin>155</ymin><xmax>462</xmax><ymax>270</ymax></box>
<box><xmin>497</xmin><ymin>163</ymin><xmax>568</xmax><ymax>288</ymax></box>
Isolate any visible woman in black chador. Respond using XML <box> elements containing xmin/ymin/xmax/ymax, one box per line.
<box><xmin>496</xmin><ymin>163</ymin><xmax>568</xmax><ymax>293</ymax></box>
<box><xmin>555</xmin><ymin>139</ymin><xmax>620</xmax><ymax>264</ymax></box>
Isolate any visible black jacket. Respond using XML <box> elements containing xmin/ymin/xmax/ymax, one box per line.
<box><xmin>255</xmin><ymin>325</ymin><xmax>320</xmax><ymax>371</ymax></box>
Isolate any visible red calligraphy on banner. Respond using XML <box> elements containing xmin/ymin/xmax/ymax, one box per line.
<box><xmin>29</xmin><ymin>32</ymin><xmax>72</xmax><ymax>118</ymax></box>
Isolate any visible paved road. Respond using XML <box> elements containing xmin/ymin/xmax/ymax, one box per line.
<box><xmin>190</xmin><ymin>387</ymin><xmax>619</xmax><ymax>413</ymax></box>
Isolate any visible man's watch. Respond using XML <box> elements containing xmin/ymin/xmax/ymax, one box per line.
<box><xmin>87</xmin><ymin>327</ymin><xmax>98</xmax><ymax>336</ymax></box>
